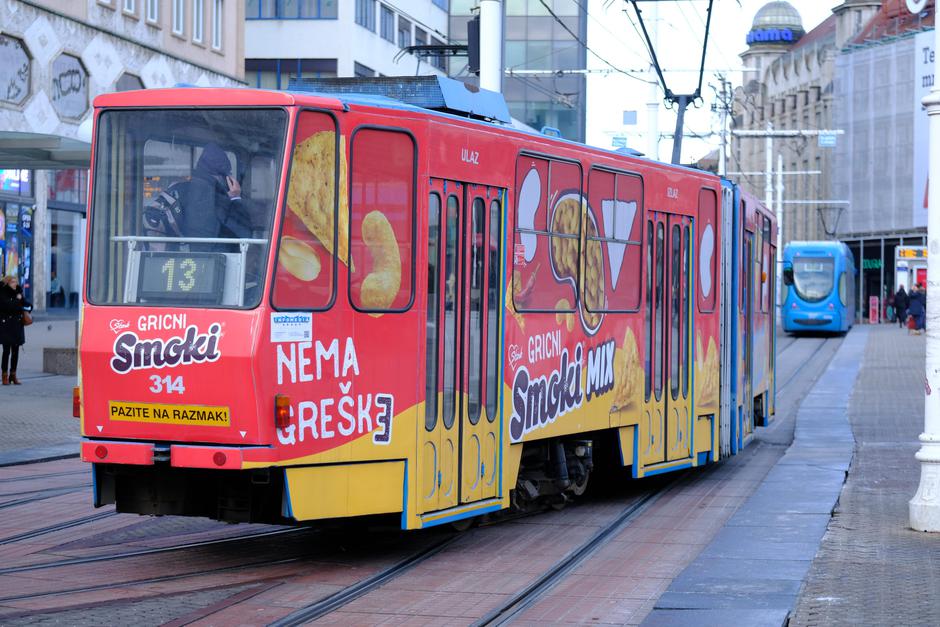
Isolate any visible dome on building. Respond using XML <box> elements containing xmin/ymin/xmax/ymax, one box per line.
<box><xmin>752</xmin><ymin>1</ymin><xmax>803</xmax><ymax>31</ymax></box>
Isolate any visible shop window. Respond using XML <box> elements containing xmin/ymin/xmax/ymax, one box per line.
<box><xmin>585</xmin><ymin>168</ymin><xmax>643</xmax><ymax>312</ymax></box>
<box><xmin>349</xmin><ymin>127</ymin><xmax>415</xmax><ymax>312</ymax></box>
<box><xmin>0</xmin><ymin>36</ymin><xmax>30</xmax><ymax>106</ymax></box>
<box><xmin>697</xmin><ymin>188</ymin><xmax>717</xmax><ymax>312</ymax></box>
<box><xmin>512</xmin><ymin>154</ymin><xmax>581</xmax><ymax>312</ymax></box>
<box><xmin>50</xmin><ymin>54</ymin><xmax>89</xmax><ymax>119</ymax></box>
<box><xmin>272</xmin><ymin>111</ymin><xmax>338</xmax><ymax>310</ymax></box>
<box><xmin>48</xmin><ymin>170</ymin><xmax>88</xmax><ymax>207</ymax></box>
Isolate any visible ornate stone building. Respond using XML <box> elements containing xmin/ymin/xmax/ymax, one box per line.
<box><xmin>731</xmin><ymin>1</ymin><xmax>879</xmax><ymax>247</ymax></box>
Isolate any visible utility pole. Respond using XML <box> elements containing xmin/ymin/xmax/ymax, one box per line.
<box><xmin>646</xmin><ymin>1</ymin><xmax>659</xmax><ymax>161</ymax></box>
<box><xmin>478</xmin><ymin>0</ymin><xmax>502</xmax><ymax>93</ymax></box>
<box><xmin>910</xmin><ymin>0</ymin><xmax>940</xmax><ymax>532</ymax></box>
<box><xmin>712</xmin><ymin>75</ymin><xmax>731</xmax><ymax>176</ymax></box>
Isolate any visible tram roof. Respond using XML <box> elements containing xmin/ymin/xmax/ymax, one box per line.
<box><xmin>93</xmin><ymin>86</ymin><xmax>719</xmax><ymax>180</ymax></box>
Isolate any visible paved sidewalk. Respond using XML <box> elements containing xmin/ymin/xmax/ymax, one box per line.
<box><xmin>0</xmin><ymin>313</ymin><xmax>80</xmax><ymax>466</ymax></box>
<box><xmin>645</xmin><ymin>325</ymin><xmax>940</xmax><ymax>626</ymax></box>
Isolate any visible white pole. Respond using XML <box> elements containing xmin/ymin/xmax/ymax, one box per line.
<box><xmin>646</xmin><ymin>2</ymin><xmax>659</xmax><ymax>160</ymax></box>
<box><xmin>765</xmin><ymin>122</ymin><xmax>773</xmax><ymax>211</ymax></box>
<box><xmin>776</xmin><ymin>153</ymin><xmax>784</xmax><ymax>316</ymax></box>
<box><xmin>719</xmin><ymin>78</ymin><xmax>728</xmax><ymax>177</ymax></box>
<box><xmin>910</xmin><ymin>21</ymin><xmax>940</xmax><ymax>532</ymax></box>
<box><xmin>479</xmin><ymin>0</ymin><xmax>502</xmax><ymax>93</ymax></box>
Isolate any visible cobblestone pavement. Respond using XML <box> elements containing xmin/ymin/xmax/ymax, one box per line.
<box><xmin>0</xmin><ymin>315</ymin><xmax>79</xmax><ymax>465</ymax></box>
<box><xmin>790</xmin><ymin>325</ymin><xmax>940</xmax><ymax>626</ymax></box>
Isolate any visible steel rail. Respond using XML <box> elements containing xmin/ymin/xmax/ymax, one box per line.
<box><xmin>268</xmin><ymin>533</ymin><xmax>460</xmax><ymax>627</ymax></box>
<box><xmin>471</xmin><ymin>484</ymin><xmax>672</xmax><ymax>626</ymax></box>
<box><xmin>0</xmin><ymin>511</ymin><xmax>118</xmax><ymax>546</ymax></box>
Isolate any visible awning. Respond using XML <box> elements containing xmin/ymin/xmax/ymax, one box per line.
<box><xmin>0</xmin><ymin>131</ymin><xmax>91</xmax><ymax>170</ymax></box>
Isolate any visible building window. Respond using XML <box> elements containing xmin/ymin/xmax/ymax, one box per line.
<box><xmin>173</xmin><ymin>0</ymin><xmax>184</xmax><ymax>34</ymax></box>
<box><xmin>193</xmin><ymin>0</ymin><xmax>205</xmax><ymax>42</ymax></box>
<box><xmin>50</xmin><ymin>54</ymin><xmax>89</xmax><ymax>120</ymax></box>
<box><xmin>245</xmin><ymin>58</ymin><xmax>338</xmax><ymax>89</ymax></box>
<box><xmin>354</xmin><ymin>62</ymin><xmax>375</xmax><ymax>77</ymax></box>
<box><xmin>116</xmin><ymin>73</ymin><xmax>144</xmax><ymax>91</ymax></box>
<box><xmin>247</xmin><ymin>0</ymin><xmax>337</xmax><ymax>18</ymax></box>
<box><xmin>431</xmin><ymin>37</ymin><xmax>446</xmax><ymax>71</ymax></box>
<box><xmin>356</xmin><ymin>0</ymin><xmax>375</xmax><ymax>31</ymax></box>
<box><xmin>415</xmin><ymin>27</ymin><xmax>426</xmax><ymax>46</ymax></box>
<box><xmin>397</xmin><ymin>16</ymin><xmax>412</xmax><ymax>48</ymax></box>
<box><xmin>146</xmin><ymin>0</ymin><xmax>158</xmax><ymax>21</ymax></box>
<box><xmin>380</xmin><ymin>5</ymin><xmax>395</xmax><ymax>42</ymax></box>
<box><xmin>432</xmin><ymin>0</ymin><xmax>447</xmax><ymax>10</ymax></box>
<box><xmin>0</xmin><ymin>36</ymin><xmax>30</xmax><ymax>106</ymax></box>
<box><xmin>212</xmin><ymin>0</ymin><xmax>223</xmax><ymax>49</ymax></box>
<box><xmin>123</xmin><ymin>0</ymin><xmax>136</xmax><ymax>13</ymax></box>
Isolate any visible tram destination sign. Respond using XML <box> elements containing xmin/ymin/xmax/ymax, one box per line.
<box><xmin>138</xmin><ymin>252</ymin><xmax>226</xmax><ymax>304</ymax></box>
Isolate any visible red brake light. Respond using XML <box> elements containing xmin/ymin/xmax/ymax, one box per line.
<box><xmin>213</xmin><ymin>452</ymin><xmax>227</xmax><ymax>466</ymax></box>
<box><xmin>275</xmin><ymin>395</ymin><xmax>291</xmax><ymax>429</ymax></box>
<box><xmin>73</xmin><ymin>387</ymin><xmax>81</xmax><ymax>418</ymax></box>
<box><xmin>94</xmin><ymin>445</ymin><xmax>108</xmax><ymax>459</ymax></box>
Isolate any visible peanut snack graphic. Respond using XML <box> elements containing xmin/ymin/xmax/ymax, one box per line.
<box><xmin>359</xmin><ymin>210</ymin><xmax>402</xmax><ymax>309</ymax></box>
<box><xmin>278</xmin><ymin>236</ymin><xmax>321</xmax><ymax>281</ymax></box>
<box><xmin>695</xmin><ymin>331</ymin><xmax>719</xmax><ymax>409</ymax></box>
<box><xmin>287</xmin><ymin>132</ymin><xmax>351</xmax><ymax>269</ymax></box>
<box><xmin>611</xmin><ymin>327</ymin><xmax>643</xmax><ymax>411</ymax></box>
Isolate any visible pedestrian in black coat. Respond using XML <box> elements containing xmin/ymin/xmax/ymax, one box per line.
<box><xmin>0</xmin><ymin>275</ymin><xmax>28</xmax><ymax>385</ymax></box>
<box><xmin>895</xmin><ymin>285</ymin><xmax>909</xmax><ymax>329</ymax></box>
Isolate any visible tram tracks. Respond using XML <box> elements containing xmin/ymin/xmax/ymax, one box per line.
<box><xmin>777</xmin><ymin>336</ymin><xmax>833</xmax><ymax>396</ymax></box>
<box><xmin>0</xmin><ymin>484</ymin><xmax>91</xmax><ymax>511</ymax></box>
<box><xmin>0</xmin><ymin>511</ymin><xmax>118</xmax><ymax>546</ymax></box>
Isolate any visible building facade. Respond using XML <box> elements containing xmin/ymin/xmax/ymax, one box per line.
<box><xmin>245</xmin><ymin>0</ymin><xmax>448</xmax><ymax>85</ymax></box>
<box><xmin>0</xmin><ymin>0</ymin><xmax>244</xmax><ymax>311</ymax></box>
<box><xmin>731</xmin><ymin>1</ymin><xmax>879</xmax><ymax>248</ymax></box>
<box><xmin>833</xmin><ymin>0</ymin><xmax>935</xmax><ymax>316</ymax></box>
<box><xmin>449</xmin><ymin>0</ymin><xmax>587</xmax><ymax>142</ymax></box>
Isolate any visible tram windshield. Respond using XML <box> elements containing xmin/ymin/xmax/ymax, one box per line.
<box><xmin>87</xmin><ymin>108</ymin><xmax>288</xmax><ymax>308</ymax></box>
<box><xmin>792</xmin><ymin>256</ymin><xmax>834</xmax><ymax>303</ymax></box>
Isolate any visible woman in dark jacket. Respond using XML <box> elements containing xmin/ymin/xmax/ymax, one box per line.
<box><xmin>0</xmin><ymin>275</ymin><xmax>27</xmax><ymax>384</ymax></box>
<box><xmin>895</xmin><ymin>286</ymin><xmax>909</xmax><ymax>329</ymax></box>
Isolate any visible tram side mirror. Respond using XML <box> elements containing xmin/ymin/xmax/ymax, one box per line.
<box><xmin>783</xmin><ymin>266</ymin><xmax>794</xmax><ymax>286</ymax></box>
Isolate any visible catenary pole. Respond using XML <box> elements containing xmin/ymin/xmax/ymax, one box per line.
<box><xmin>910</xmin><ymin>6</ymin><xmax>940</xmax><ymax>532</ymax></box>
<box><xmin>479</xmin><ymin>0</ymin><xmax>502</xmax><ymax>93</ymax></box>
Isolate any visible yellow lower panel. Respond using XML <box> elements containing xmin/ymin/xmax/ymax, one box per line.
<box><xmin>286</xmin><ymin>461</ymin><xmax>404</xmax><ymax>521</ymax></box>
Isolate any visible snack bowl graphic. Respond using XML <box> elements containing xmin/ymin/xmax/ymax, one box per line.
<box><xmin>548</xmin><ymin>192</ymin><xmax>604</xmax><ymax>336</ymax></box>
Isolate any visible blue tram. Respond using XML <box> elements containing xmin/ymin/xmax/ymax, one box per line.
<box><xmin>782</xmin><ymin>241</ymin><xmax>856</xmax><ymax>334</ymax></box>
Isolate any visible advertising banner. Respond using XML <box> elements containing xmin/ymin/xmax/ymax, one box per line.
<box><xmin>914</xmin><ymin>29</ymin><xmax>933</xmax><ymax>228</ymax></box>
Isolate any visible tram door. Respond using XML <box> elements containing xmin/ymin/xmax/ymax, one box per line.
<box><xmin>741</xmin><ymin>230</ymin><xmax>755</xmax><ymax>439</ymax></box>
<box><xmin>420</xmin><ymin>179</ymin><xmax>502</xmax><ymax>515</ymax></box>
<box><xmin>643</xmin><ymin>212</ymin><xmax>693</xmax><ymax>465</ymax></box>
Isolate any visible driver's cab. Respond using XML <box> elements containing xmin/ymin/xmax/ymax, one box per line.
<box><xmin>88</xmin><ymin>105</ymin><xmax>287</xmax><ymax>309</ymax></box>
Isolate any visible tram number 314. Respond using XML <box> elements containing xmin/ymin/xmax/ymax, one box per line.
<box><xmin>150</xmin><ymin>375</ymin><xmax>186</xmax><ymax>395</ymax></box>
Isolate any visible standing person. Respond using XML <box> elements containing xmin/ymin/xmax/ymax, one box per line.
<box><xmin>182</xmin><ymin>143</ymin><xmax>252</xmax><ymax>249</ymax></box>
<box><xmin>895</xmin><ymin>285</ymin><xmax>909</xmax><ymax>329</ymax></box>
<box><xmin>909</xmin><ymin>284</ymin><xmax>926</xmax><ymax>335</ymax></box>
<box><xmin>0</xmin><ymin>275</ymin><xmax>28</xmax><ymax>385</ymax></box>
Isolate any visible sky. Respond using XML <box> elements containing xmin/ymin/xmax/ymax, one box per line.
<box><xmin>582</xmin><ymin>0</ymin><xmax>839</xmax><ymax>162</ymax></box>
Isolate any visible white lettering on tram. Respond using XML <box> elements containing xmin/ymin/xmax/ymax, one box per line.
<box><xmin>276</xmin><ymin>338</ymin><xmax>360</xmax><ymax>384</ymax></box>
<box><xmin>527</xmin><ymin>330</ymin><xmax>562</xmax><ymax>364</ymax></box>
<box><xmin>137</xmin><ymin>313</ymin><xmax>188</xmax><ymax>332</ymax></box>
<box><xmin>275</xmin><ymin>393</ymin><xmax>393</xmax><ymax>445</ymax></box>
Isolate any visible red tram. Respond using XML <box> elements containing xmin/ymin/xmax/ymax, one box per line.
<box><xmin>77</xmin><ymin>79</ymin><xmax>776</xmax><ymax>529</ymax></box>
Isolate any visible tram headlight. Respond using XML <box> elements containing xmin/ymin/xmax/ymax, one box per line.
<box><xmin>274</xmin><ymin>394</ymin><xmax>291</xmax><ymax>429</ymax></box>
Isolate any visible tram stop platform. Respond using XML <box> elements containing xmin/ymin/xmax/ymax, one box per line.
<box><xmin>644</xmin><ymin>325</ymin><xmax>940</xmax><ymax>627</ymax></box>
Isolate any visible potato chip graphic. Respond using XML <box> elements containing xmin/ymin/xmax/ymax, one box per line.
<box><xmin>287</xmin><ymin>132</ymin><xmax>351</xmax><ymax>268</ymax></box>
<box><xmin>695</xmin><ymin>332</ymin><xmax>719</xmax><ymax>409</ymax></box>
<box><xmin>611</xmin><ymin>327</ymin><xmax>643</xmax><ymax>411</ymax></box>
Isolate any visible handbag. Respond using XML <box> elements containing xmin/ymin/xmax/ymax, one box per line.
<box><xmin>907</xmin><ymin>315</ymin><xmax>916</xmax><ymax>330</ymax></box>
<box><xmin>22</xmin><ymin>310</ymin><xmax>32</xmax><ymax>327</ymax></box>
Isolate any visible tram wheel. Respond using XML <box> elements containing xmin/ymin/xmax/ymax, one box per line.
<box><xmin>568</xmin><ymin>472</ymin><xmax>590</xmax><ymax>497</ymax></box>
<box><xmin>451</xmin><ymin>516</ymin><xmax>476</xmax><ymax>532</ymax></box>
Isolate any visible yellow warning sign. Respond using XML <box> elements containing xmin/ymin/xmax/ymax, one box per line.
<box><xmin>109</xmin><ymin>401</ymin><xmax>230</xmax><ymax>427</ymax></box>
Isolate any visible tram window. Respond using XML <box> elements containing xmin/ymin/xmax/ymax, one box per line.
<box><xmin>88</xmin><ymin>108</ymin><xmax>287</xmax><ymax>308</ymax></box>
<box><xmin>468</xmin><ymin>197</ymin><xmax>486</xmax><ymax>424</ymax></box>
<box><xmin>670</xmin><ymin>224</ymin><xmax>680</xmax><ymax>401</ymax></box>
<box><xmin>425</xmin><ymin>193</ymin><xmax>442</xmax><ymax>431</ymax></box>
<box><xmin>585</xmin><ymin>168</ymin><xmax>643</xmax><ymax>312</ymax></box>
<box><xmin>485</xmin><ymin>198</ymin><xmax>501</xmax><ymax>422</ymax></box>
<box><xmin>761</xmin><ymin>216</ymin><xmax>771</xmax><ymax>312</ymax></box>
<box><xmin>655</xmin><ymin>222</ymin><xmax>664</xmax><ymax>400</ymax></box>
<box><xmin>683</xmin><ymin>225</ymin><xmax>690</xmax><ymax>399</ymax></box>
<box><xmin>513</xmin><ymin>155</ymin><xmax>581</xmax><ymax>312</ymax></box>
<box><xmin>349</xmin><ymin>127</ymin><xmax>415</xmax><ymax>312</ymax></box>
<box><xmin>273</xmin><ymin>110</ymin><xmax>339</xmax><ymax>310</ymax></box>
<box><xmin>442</xmin><ymin>195</ymin><xmax>459</xmax><ymax>430</ymax></box>
<box><xmin>697</xmin><ymin>188</ymin><xmax>718</xmax><ymax>313</ymax></box>
<box><xmin>645</xmin><ymin>220</ymin><xmax>653</xmax><ymax>402</ymax></box>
